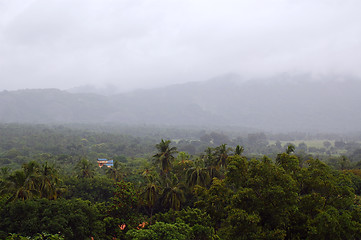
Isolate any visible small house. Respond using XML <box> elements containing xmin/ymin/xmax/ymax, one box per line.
<box><xmin>97</xmin><ymin>158</ymin><xmax>114</xmax><ymax>168</ymax></box>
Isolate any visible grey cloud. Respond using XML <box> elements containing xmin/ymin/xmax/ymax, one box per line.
<box><xmin>0</xmin><ymin>0</ymin><xmax>360</xmax><ymax>91</ymax></box>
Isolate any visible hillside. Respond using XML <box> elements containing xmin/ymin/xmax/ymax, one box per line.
<box><xmin>1</xmin><ymin>74</ymin><xmax>360</xmax><ymax>132</ymax></box>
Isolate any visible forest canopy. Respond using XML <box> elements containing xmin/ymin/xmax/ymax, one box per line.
<box><xmin>1</xmin><ymin>124</ymin><xmax>361</xmax><ymax>239</ymax></box>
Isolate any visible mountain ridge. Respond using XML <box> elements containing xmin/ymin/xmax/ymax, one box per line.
<box><xmin>1</xmin><ymin>74</ymin><xmax>360</xmax><ymax>132</ymax></box>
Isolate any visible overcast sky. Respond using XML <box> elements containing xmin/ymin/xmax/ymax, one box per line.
<box><xmin>0</xmin><ymin>0</ymin><xmax>360</xmax><ymax>91</ymax></box>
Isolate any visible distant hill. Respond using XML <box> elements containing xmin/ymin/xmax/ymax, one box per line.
<box><xmin>1</xmin><ymin>74</ymin><xmax>361</xmax><ymax>132</ymax></box>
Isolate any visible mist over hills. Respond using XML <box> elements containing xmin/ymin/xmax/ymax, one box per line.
<box><xmin>1</xmin><ymin>74</ymin><xmax>360</xmax><ymax>133</ymax></box>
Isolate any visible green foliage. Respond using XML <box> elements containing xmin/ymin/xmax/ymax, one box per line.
<box><xmin>234</xmin><ymin>145</ymin><xmax>244</xmax><ymax>155</ymax></box>
<box><xmin>126</xmin><ymin>221</ymin><xmax>192</xmax><ymax>240</ymax></box>
<box><xmin>5</xmin><ymin>232</ymin><xmax>64</xmax><ymax>240</ymax></box>
<box><xmin>106</xmin><ymin>160</ymin><xmax>125</xmax><ymax>182</ymax></box>
<box><xmin>63</xmin><ymin>176</ymin><xmax>115</xmax><ymax>202</ymax></box>
<box><xmin>0</xmin><ymin>198</ymin><xmax>104</xmax><ymax>240</ymax></box>
<box><xmin>106</xmin><ymin>180</ymin><xmax>140</xmax><ymax>238</ymax></box>
<box><xmin>225</xmin><ymin>155</ymin><xmax>248</xmax><ymax>190</ymax></box>
<box><xmin>109</xmin><ymin>181</ymin><xmax>139</xmax><ymax>218</ymax></box>
<box><xmin>140</xmin><ymin>173</ymin><xmax>161</xmax><ymax>218</ymax></box>
<box><xmin>75</xmin><ymin>158</ymin><xmax>95</xmax><ymax>178</ymax></box>
<box><xmin>194</xmin><ymin>178</ymin><xmax>232</xmax><ymax>229</ymax></box>
<box><xmin>161</xmin><ymin>174</ymin><xmax>186</xmax><ymax>211</ymax></box>
<box><xmin>154</xmin><ymin>207</ymin><xmax>212</xmax><ymax>228</ymax></box>
<box><xmin>276</xmin><ymin>152</ymin><xmax>300</xmax><ymax>173</ymax></box>
<box><xmin>2</xmin><ymin>124</ymin><xmax>361</xmax><ymax>240</ymax></box>
<box><xmin>0</xmin><ymin>161</ymin><xmax>62</xmax><ymax>201</ymax></box>
<box><xmin>186</xmin><ymin>159</ymin><xmax>210</xmax><ymax>188</ymax></box>
<box><xmin>214</xmin><ymin>144</ymin><xmax>231</xmax><ymax>168</ymax></box>
<box><xmin>153</xmin><ymin>139</ymin><xmax>178</xmax><ymax>175</ymax></box>
<box><xmin>222</xmin><ymin>158</ymin><xmax>298</xmax><ymax>239</ymax></box>
<box><xmin>153</xmin><ymin>207</ymin><xmax>218</xmax><ymax>240</ymax></box>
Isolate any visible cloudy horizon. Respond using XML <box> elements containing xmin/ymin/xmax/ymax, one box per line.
<box><xmin>1</xmin><ymin>0</ymin><xmax>360</xmax><ymax>91</ymax></box>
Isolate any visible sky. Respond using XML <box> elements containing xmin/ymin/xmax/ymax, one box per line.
<box><xmin>0</xmin><ymin>0</ymin><xmax>360</xmax><ymax>92</ymax></box>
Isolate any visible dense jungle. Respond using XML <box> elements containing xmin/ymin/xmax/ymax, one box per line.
<box><xmin>1</xmin><ymin>124</ymin><xmax>361</xmax><ymax>239</ymax></box>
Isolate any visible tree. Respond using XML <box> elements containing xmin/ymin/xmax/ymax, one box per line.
<box><xmin>5</xmin><ymin>232</ymin><xmax>65</xmax><ymax>240</ymax></box>
<box><xmin>38</xmin><ymin>162</ymin><xmax>61</xmax><ymax>200</ymax></box>
<box><xmin>141</xmin><ymin>174</ymin><xmax>161</xmax><ymax>220</ymax></box>
<box><xmin>222</xmin><ymin>158</ymin><xmax>298</xmax><ymax>239</ymax></box>
<box><xmin>0</xmin><ymin>161</ymin><xmax>62</xmax><ymax>201</ymax></box>
<box><xmin>153</xmin><ymin>207</ymin><xmax>218</xmax><ymax>240</ymax></box>
<box><xmin>75</xmin><ymin>158</ymin><xmax>95</xmax><ymax>178</ymax></box>
<box><xmin>0</xmin><ymin>198</ymin><xmax>105</xmax><ymax>240</ymax></box>
<box><xmin>203</xmin><ymin>148</ymin><xmax>221</xmax><ymax>180</ymax></box>
<box><xmin>106</xmin><ymin>160</ymin><xmax>125</xmax><ymax>182</ymax></box>
<box><xmin>286</xmin><ymin>144</ymin><xmax>295</xmax><ymax>154</ymax></box>
<box><xmin>194</xmin><ymin>178</ymin><xmax>232</xmax><ymax>230</ymax></box>
<box><xmin>225</xmin><ymin>155</ymin><xmax>248</xmax><ymax>190</ymax></box>
<box><xmin>0</xmin><ymin>167</ymin><xmax>11</xmax><ymax>181</ymax></box>
<box><xmin>63</xmin><ymin>176</ymin><xmax>115</xmax><ymax>203</ymax></box>
<box><xmin>126</xmin><ymin>221</ymin><xmax>192</xmax><ymax>240</ymax></box>
<box><xmin>177</xmin><ymin>152</ymin><xmax>190</xmax><ymax>162</ymax></box>
<box><xmin>275</xmin><ymin>152</ymin><xmax>300</xmax><ymax>173</ymax></box>
<box><xmin>214</xmin><ymin>144</ymin><xmax>231</xmax><ymax>168</ymax></box>
<box><xmin>1</xmin><ymin>170</ymin><xmax>37</xmax><ymax>201</ymax></box>
<box><xmin>234</xmin><ymin>145</ymin><xmax>244</xmax><ymax>156</ymax></box>
<box><xmin>161</xmin><ymin>174</ymin><xmax>186</xmax><ymax>210</ymax></box>
<box><xmin>153</xmin><ymin>140</ymin><xmax>177</xmax><ymax>175</ymax></box>
<box><xmin>186</xmin><ymin>159</ymin><xmax>210</xmax><ymax>188</ymax></box>
<box><xmin>105</xmin><ymin>181</ymin><xmax>140</xmax><ymax>238</ymax></box>
<box><xmin>108</xmin><ymin>181</ymin><xmax>139</xmax><ymax>221</ymax></box>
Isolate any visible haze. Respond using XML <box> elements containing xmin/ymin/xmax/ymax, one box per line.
<box><xmin>0</xmin><ymin>0</ymin><xmax>360</xmax><ymax>91</ymax></box>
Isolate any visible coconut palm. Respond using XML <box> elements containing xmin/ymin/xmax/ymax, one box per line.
<box><xmin>153</xmin><ymin>139</ymin><xmax>177</xmax><ymax>175</ymax></box>
<box><xmin>286</xmin><ymin>144</ymin><xmax>295</xmax><ymax>154</ymax></box>
<box><xmin>1</xmin><ymin>161</ymin><xmax>40</xmax><ymax>201</ymax></box>
<box><xmin>234</xmin><ymin>145</ymin><xmax>244</xmax><ymax>156</ymax></box>
<box><xmin>203</xmin><ymin>147</ymin><xmax>221</xmax><ymax>179</ymax></box>
<box><xmin>161</xmin><ymin>174</ymin><xmax>186</xmax><ymax>210</ymax></box>
<box><xmin>0</xmin><ymin>167</ymin><xmax>11</xmax><ymax>180</ymax></box>
<box><xmin>141</xmin><ymin>174</ymin><xmax>161</xmax><ymax>219</ymax></box>
<box><xmin>106</xmin><ymin>160</ymin><xmax>125</xmax><ymax>182</ymax></box>
<box><xmin>186</xmin><ymin>159</ymin><xmax>210</xmax><ymax>188</ymax></box>
<box><xmin>38</xmin><ymin>162</ymin><xmax>61</xmax><ymax>199</ymax></box>
<box><xmin>1</xmin><ymin>171</ymin><xmax>34</xmax><ymax>201</ymax></box>
<box><xmin>75</xmin><ymin>158</ymin><xmax>95</xmax><ymax>178</ymax></box>
<box><xmin>215</xmin><ymin>144</ymin><xmax>232</xmax><ymax>168</ymax></box>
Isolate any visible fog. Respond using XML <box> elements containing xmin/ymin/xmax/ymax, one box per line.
<box><xmin>0</xmin><ymin>0</ymin><xmax>360</xmax><ymax>92</ymax></box>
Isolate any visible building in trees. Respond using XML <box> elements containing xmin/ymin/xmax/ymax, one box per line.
<box><xmin>97</xmin><ymin>158</ymin><xmax>114</xmax><ymax>168</ymax></box>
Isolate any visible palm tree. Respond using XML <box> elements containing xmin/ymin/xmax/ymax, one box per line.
<box><xmin>153</xmin><ymin>139</ymin><xmax>177</xmax><ymax>175</ymax></box>
<box><xmin>161</xmin><ymin>174</ymin><xmax>186</xmax><ymax>210</ymax></box>
<box><xmin>141</xmin><ymin>174</ymin><xmax>161</xmax><ymax>220</ymax></box>
<box><xmin>286</xmin><ymin>144</ymin><xmax>295</xmax><ymax>154</ymax></box>
<box><xmin>215</xmin><ymin>144</ymin><xmax>231</xmax><ymax>168</ymax></box>
<box><xmin>0</xmin><ymin>167</ymin><xmax>11</xmax><ymax>180</ymax></box>
<box><xmin>0</xmin><ymin>161</ymin><xmax>40</xmax><ymax>201</ymax></box>
<box><xmin>0</xmin><ymin>161</ymin><xmax>63</xmax><ymax>201</ymax></box>
<box><xmin>75</xmin><ymin>158</ymin><xmax>95</xmax><ymax>178</ymax></box>
<box><xmin>38</xmin><ymin>162</ymin><xmax>61</xmax><ymax>199</ymax></box>
<box><xmin>234</xmin><ymin>145</ymin><xmax>244</xmax><ymax>156</ymax></box>
<box><xmin>1</xmin><ymin>171</ymin><xmax>33</xmax><ymax>201</ymax></box>
<box><xmin>186</xmin><ymin>159</ymin><xmax>210</xmax><ymax>188</ymax></box>
<box><xmin>106</xmin><ymin>160</ymin><xmax>124</xmax><ymax>182</ymax></box>
<box><xmin>203</xmin><ymin>147</ymin><xmax>221</xmax><ymax>179</ymax></box>
<box><xmin>20</xmin><ymin>161</ymin><xmax>40</xmax><ymax>197</ymax></box>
